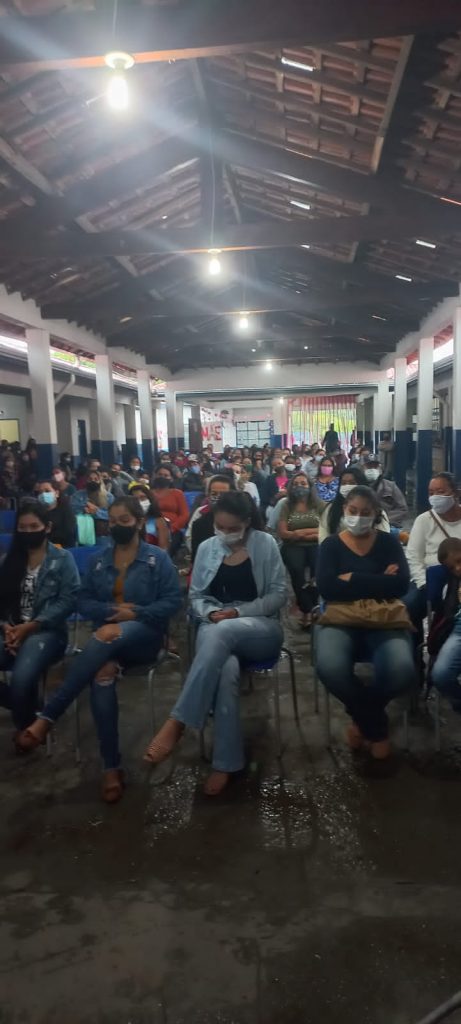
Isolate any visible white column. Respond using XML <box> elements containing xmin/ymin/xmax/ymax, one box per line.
<box><xmin>123</xmin><ymin>401</ymin><xmax>138</xmax><ymax>464</ymax></box>
<box><xmin>393</xmin><ymin>356</ymin><xmax>408</xmax><ymax>491</ymax></box>
<box><xmin>373</xmin><ymin>380</ymin><xmax>392</xmax><ymax>452</ymax></box>
<box><xmin>26</xmin><ymin>327</ymin><xmax>58</xmax><ymax>476</ymax></box>
<box><xmin>453</xmin><ymin>307</ymin><xmax>461</xmax><ymax>479</ymax></box>
<box><xmin>94</xmin><ymin>353</ymin><xmax>117</xmax><ymax>464</ymax></box>
<box><xmin>165</xmin><ymin>388</ymin><xmax>178</xmax><ymax>453</ymax></box>
<box><xmin>137</xmin><ymin>369</ymin><xmax>155</xmax><ymax>471</ymax></box>
<box><xmin>416</xmin><ymin>335</ymin><xmax>434</xmax><ymax>508</ymax></box>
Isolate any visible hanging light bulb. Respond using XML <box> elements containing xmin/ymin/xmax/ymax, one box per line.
<box><xmin>207</xmin><ymin>249</ymin><xmax>222</xmax><ymax>276</ymax></box>
<box><xmin>104</xmin><ymin>51</ymin><xmax>134</xmax><ymax>111</ymax></box>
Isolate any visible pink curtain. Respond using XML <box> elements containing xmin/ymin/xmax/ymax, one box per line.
<box><xmin>288</xmin><ymin>395</ymin><xmax>357</xmax><ymax>450</ymax></box>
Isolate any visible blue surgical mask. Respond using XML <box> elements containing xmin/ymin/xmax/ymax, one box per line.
<box><xmin>38</xmin><ymin>491</ymin><xmax>56</xmax><ymax>506</ymax></box>
<box><xmin>190</xmin><ymin>464</ymin><xmax>201</xmax><ymax>474</ymax></box>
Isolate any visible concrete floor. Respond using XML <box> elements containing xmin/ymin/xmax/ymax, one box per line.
<box><xmin>2</xmin><ymin>618</ymin><xmax>461</xmax><ymax>1024</ymax></box>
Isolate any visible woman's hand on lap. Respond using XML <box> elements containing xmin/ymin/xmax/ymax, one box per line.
<box><xmin>384</xmin><ymin>564</ymin><xmax>399</xmax><ymax>575</ymax></box>
<box><xmin>107</xmin><ymin>604</ymin><xmax>136</xmax><ymax>623</ymax></box>
<box><xmin>95</xmin><ymin>624</ymin><xmax>123</xmax><ymax>642</ymax></box>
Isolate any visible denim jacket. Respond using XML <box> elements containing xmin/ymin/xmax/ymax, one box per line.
<box><xmin>0</xmin><ymin>542</ymin><xmax>80</xmax><ymax>635</ymax></box>
<box><xmin>190</xmin><ymin>529</ymin><xmax>288</xmax><ymax>621</ymax></box>
<box><xmin>78</xmin><ymin>539</ymin><xmax>182</xmax><ymax>629</ymax></box>
<box><xmin>71</xmin><ymin>489</ymin><xmax>114</xmax><ymax>520</ymax></box>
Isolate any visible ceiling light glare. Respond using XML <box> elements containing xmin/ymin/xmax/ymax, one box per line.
<box><xmin>104</xmin><ymin>51</ymin><xmax>134</xmax><ymax>112</ymax></box>
<box><xmin>395</xmin><ymin>274</ymin><xmax>413</xmax><ymax>282</ymax></box>
<box><xmin>415</xmin><ymin>239</ymin><xmax>436</xmax><ymax>249</ymax></box>
<box><xmin>265</xmin><ymin>361</ymin><xmax>273</xmax><ymax>371</ymax></box>
<box><xmin>281</xmin><ymin>56</ymin><xmax>314</xmax><ymax>73</ymax></box>
<box><xmin>208</xmin><ymin>249</ymin><xmax>222</xmax><ymax>276</ymax></box>
<box><xmin>290</xmin><ymin>199</ymin><xmax>311</xmax><ymax>211</ymax></box>
<box><xmin>238</xmin><ymin>313</ymin><xmax>250</xmax><ymax>330</ymax></box>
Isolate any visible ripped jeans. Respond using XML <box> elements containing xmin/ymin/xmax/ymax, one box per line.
<box><xmin>0</xmin><ymin>631</ymin><xmax>67</xmax><ymax>731</ymax></box>
<box><xmin>39</xmin><ymin>621</ymin><xmax>163</xmax><ymax>770</ymax></box>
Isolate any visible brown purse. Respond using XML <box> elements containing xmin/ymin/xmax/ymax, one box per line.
<box><xmin>318</xmin><ymin>597</ymin><xmax>414</xmax><ymax>630</ymax></box>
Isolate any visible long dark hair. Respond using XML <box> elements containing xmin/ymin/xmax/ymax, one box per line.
<box><xmin>286</xmin><ymin>472</ymin><xmax>322</xmax><ymax>512</ymax></box>
<box><xmin>327</xmin><ymin>466</ymin><xmax>369</xmax><ymax>535</ymax></box>
<box><xmin>213</xmin><ymin>490</ymin><xmax>265</xmax><ymax>531</ymax></box>
<box><xmin>0</xmin><ymin>499</ymin><xmax>50</xmax><ymax>621</ymax></box>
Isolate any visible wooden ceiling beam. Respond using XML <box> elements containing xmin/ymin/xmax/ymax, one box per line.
<box><xmin>0</xmin><ymin>1</ymin><xmax>459</xmax><ymax>70</ymax></box>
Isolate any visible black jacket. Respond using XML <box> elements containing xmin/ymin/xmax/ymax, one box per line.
<box><xmin>48</xmin><ymin>498</ymin><xmax>77</xmax><ymax>548</ymax></box>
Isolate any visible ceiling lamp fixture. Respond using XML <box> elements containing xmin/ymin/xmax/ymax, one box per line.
<box><xmin>304</xmin><ymin>345</ymin><xmax>309</xmax><ymax>350</ymax></box>
<box><xmin>208</xmin><ymin>249</ymin><xmax>221</xmax><ymax>276</ymax></box>
<box><xmin>281</xmin><ymin>56</ymin><xmax>314</xmax><ymax>73</ymax></box>
<box><xmin>395</xmin><ymin>274</ymin><xmax>413</xmax><ymax>282</ymax></box>
<box><xmin>301</xmin><ymin>244</ymin><xmax>311</xmax><ymax>249</ymax></box>
<box><xmin>290</xmin><ymin>199</ymin><xmax>311</xmax><ymax>211</ymax></box>
<box><xmin>238</xmin><ymin>312</ymin><xmax>250</xmax><ymax>330</ymax></box>
<box><xmin>415</xmin><ymin>239</ymin><xmax>437</xmax><ymax>249</ymax></box>
<box><xmin>371</xmin><ymin>314</ymin><xmax>387</xmax><ymax>321</ymax></box>
<box><xmin>104</xmin><ymin>51</ymin><xmax>135</xmax><ymax>111</ymax></box>
<box><xmin>265</xmin><ymin>361</ymin><xmax>273</xmax><ymax>371</ymax></box>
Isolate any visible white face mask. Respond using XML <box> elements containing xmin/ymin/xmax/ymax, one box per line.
<box><xmin>344</xmin><ymin>514</ymin><xmax>375</xmax><ymax>536</ymax></box>
<box><xmin>214</xmin><ymin>526</ymin><xmax>245</xmax><ymax>546</ymax></box>
<box><xmin>340</xmin><ymin>484</ymin><xmax>355</xmax><ymax>498</ymax></box>
<box><xmin>139</xmin><ymin>499</ymin><xmax>150</xmax><ymax>514</ymax></box>
<box><xmin>429</xmin><ymin>494</ymin><xmax>455</xmax><ymax>515</ymax></box>
<box><xmin>364</xmin><ymin>468</ymin><xmax>381</xmax><ymax>483</ymax></box>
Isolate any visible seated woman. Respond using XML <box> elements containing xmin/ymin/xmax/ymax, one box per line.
<box><xmin>235</xmin><ymin>463</ymin><xmax>261</xmax><ymax>507</ymax></box>
<box><xmin>128</xmin><ymin>482</ymin><xmax>169</xmax><ymax>550</ymax></box>
<box><xmin>278</xmin><ymin>473</ymin><xmax>322</xmax><ymax>626</ymax></box>
<box><xmin>429</xmin><ymin>538</ymin><xmax>461</xmax><ymax>705</ymax></box>
<box><xmin>0</xmin><ymin>500</ymin><xmax>79</xmax><ymax>736</ymax></box>
<box><xmin>316</xmin><ymin>485</ymin><xmax>415</xmax><ymax>759</ymax></box>
<box><xmin>71</xmin><ymin>469</ymin><xmax>114</xmax><ymax>538</ymax></box>
<box><xmin>405</xmin><ymin>473</ymin><xmax>461</xmax><ymax>627</ymax></box>
<box><xmin>319</xmin><ymin>466</ymin><xmax>390</xmax><ymax>543</ymax></box>
<box><xmin>186</xmin><ymin>474</ymin><xmax>236</xmax><ymax>560</ymax></box>
<box><xmin>363</xmin><ymin>454</ymin><xmax>409</xmax><ymax>528</ymax></box>
<box><xmin>314</xmin><ymin>455</ymin><xmax>339</xmax><ymax>502</ymax></box>
<box><xmin>151</xmin><ymin>465</ymin><xmax>190</xmax><ymax>558</ymax></box>
<box><xmin>51</xmin><ymin>466</ymin><xmax>76</xmax><ymax>498</ymax></box>
<box><xmin>37</xmin><ymin>480</ymin><xmax>77</xmax><ymax>548</ymax></box>
<box><xmin>16</xmin><ymin>497</ymin><xmax>182</xmax><ymax>803</ymax></box>
<box><xmin>143</xmin><ymin>492</ymin><xmax>287</xmax><ymax>796</ymax></box>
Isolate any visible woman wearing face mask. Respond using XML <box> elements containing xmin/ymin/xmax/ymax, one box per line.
<box><xmin>0</xmin><ymin>500</ymin><xmax>79</xmax><ymax>739</ymax></box>
<box><xmin>151</xmin><ymin>465</ymin><xmax>189</xmax><ymax>557</ymax></box>
<box><xmin>71</xmin><ymin>470</ymin><xmax>114</xmax><ymax>537</ymax></box>
<box><xmin>128</xmin><ymin>482</ymin><xmax>169</xmax><ymax>550</ymax></box>
<box><xmin>51</xmin><ymin>466</ymin><xmax>76</xmax><ymax>498</ymax></box>
<box><xmin>263</xmin><ymin>456</ymin><xmax>289</xmax><ymax>509</ymax></box>
<box><xmin>319</xmin><ymin>467</ymin><xmax>390</xmax><ymax>543</ymax></box>
<box><xmin>362</xmin><ymin>455</ymin><xmax>408</xmax><ymax>528</ymax></box>
<box><xmin>278</xmin><ymin>473</ymin><xmax>322</xmax><ymax>625</ymax></box>
<box><xmin>144</xmin><ymin>492</ymin><xmax>287</xmax><ymax>795</ymax></box>
<box><xmin>303</xmin><ymin>448</ymin><xmax>324</xmax><ymax>481</ymax></box>
<box><xmin>235</xmin><ymin>463</ymin><xmax>261</xmax><ymax>507</ymax></box>
<box><xmin>37</xmin><ymin>481</ymin><xmax>77</xmax><ymax>548</ymax></box>
<box><xmin>16</xmin><ymin>497</ymin><xmax>181</xmax><ymax>802</ymax></box>
<box><xmin>182</xmin><ymin>456</ymin><xmax>206</xmax><ymax>493</ymax></box>
<box><xmin>405</xmin><ymin>474</ymin><xmax>461</xmax><ymax>626</ymax></box>
<box><xmin>314</xmin><ymin>456</ymin><xmax>339</xmax><ymax>502</ymax></box>
<box><xmin>316</xmin><ymin>486</ymin><xmax>415</xmax><ymax>759</ymax></box>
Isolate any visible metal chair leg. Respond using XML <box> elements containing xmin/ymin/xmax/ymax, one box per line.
<box><xmin>282</xmin><ymin>647</ymin><xmax>299</xmax><ymax>722</ymax></box>
<box><xmin>324</xmin><ymin>688</ymin><xmax>331</xmax><ymax>747</ymax></box>
<box><xmin>273</xmin><ymin>665</ymin><xmax>282</xmax><ymax>760</ymax></box>
<box><xmin>74</xmin><ymin>697</ymin><xmax>81</xmax><ymax>764</ymax></box>
<box><xmin>434</xmin><ymin>690</ymin><xmax>441</xmax><ymax>752</ymax></box>
<box><xmin>148</xmin><ymin>667</ymin><xmax>156</xmax><ymax>736</ymax></box>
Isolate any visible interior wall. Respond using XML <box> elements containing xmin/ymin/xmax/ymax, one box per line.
<box><xmin>0</xmin><ymin>392</ymin><xmax>29</xmax><ymax>446</ymax></box>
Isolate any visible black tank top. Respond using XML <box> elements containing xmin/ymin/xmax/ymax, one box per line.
<box><xmin>209</xmin><ymin>557</ymin><xmax>257</xmax><ymax>604</ymax></box>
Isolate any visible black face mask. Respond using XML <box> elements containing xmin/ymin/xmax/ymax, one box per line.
<box><xmin>17</xmin><ymin>529</ymin><xmax>47</xmax><ymax>550</ymax></box>
<box><xmin>110</xmin><ymin>524</ymin><xmax>138</xmax><ymax>546</ymax></box>
<box><xmin>87</xmin><ymin>481</ymin><xmax>100</xmax><ymax>494</ymax></box>
<box><xmin>153</xmin><ymin>477</ymin><xmax>171</xmax><ymax>489</ymax></box>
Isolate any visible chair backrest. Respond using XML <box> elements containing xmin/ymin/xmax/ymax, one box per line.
<box><xmin>426</xmin><ymin>563</ymin><xmax>450</xmax><ymax>610</ymax></box>
<box><xmin>68</xmin><ymin>545</ymin><xmax>103</xmax><ymax>577</ymax></box>
<box><xmin>0</xmin><ymin>510</ymin><xmax>15</xmax><ymax>532</ymax></box>
<box><xmin>184</xmin><ymin>490</ymin><xmax>202</xmax><ymax>512</ymax></box>
<box><xmin>0</xmin><ymin>532</ymin><xmax>12</xmax><ymax>552</ymax></box>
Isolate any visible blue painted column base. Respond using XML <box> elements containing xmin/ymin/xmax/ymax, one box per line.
<box><xmin>124</xmin><ymin>437</ymin><xmax>138</xmax><ymax>464</ymax></box>
<box><xmin>92</xmin><ymin>440</ymin><xmax>117</xmax><ymax>466</ymax></box>
<box><xmin>416</xmin><ymin>429</ymin><xmax>433</xmax><ymax>511</ymax></box>
<box><xmin>453</xmin><ymin>429</ymin><xmax>461</xmax><ymax>483</ymax></box>
<box><xmin>141</xmin><ymin>439</ymin><xmax>155</xmax><ymax>475</ymax></box>
<box><xmin>444</xmin><ymin>426</ymin><xmax>453</xmax><ymax>473</ymax></box>
<box><xmin>394</xmin><ymin>430</ymin><xmax>408</xmax><ymax>494</ymax></box>
<box><xmin>272</xmin><ymin>434</ymin><xmax>282</xmax><ymax>448</ymax></box>
<box><xmin>36</xmin><ymin>443</ymin><xmax>59</xmax><ymax>479</ymax></box>
<box><xmin>168</xmin><ymin>437</ymin><xmax>178</xmax><ymax>454</ymax></box>
<box><xmin>364</xmin><ymin>430</ymin><xmax>372</xmax><ymax>448</ymax></box>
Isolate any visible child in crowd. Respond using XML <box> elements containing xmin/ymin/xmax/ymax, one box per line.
<box><xmin>430</xmin><ymin>538</ymin><xmax>461</xmax><ymax>704</ymax></box>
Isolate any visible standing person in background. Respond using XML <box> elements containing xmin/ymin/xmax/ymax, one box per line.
<box><xmin>314</xmin><ymin>456</ymin><xmax>339</xmax><ymax>503</ymax></box>
<box><xmin>278</xmin><ymin>473</ymin><xmax>322</xmax><ymax>625</ymax></box>
<box><xmin>322</xmin><ymin>423</ymin><xmax>339</xmax><ymax>454</ymax></box>
<box><xmin>37</xmin><ymin>481</ymin><xmax>77</xmax><ymax>548</ymax></box>
<box><xmin>362</xmin><ymin>454</ymin><xmax>408</xmax><ymax>528</ymax></box>
<box><xmin>151</xmin><ymin>465</ymin><xmax>189</xmax><ymax>558</ymax></box>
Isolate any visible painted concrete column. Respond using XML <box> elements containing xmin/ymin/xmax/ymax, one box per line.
<box><xmin>453</xmin><ymin>307</ymin><xmax>461</xmax><ymax>482</ymax></box>
<box><xmin>356</xmin><ymin>400</ymin><xmax>365</xmax><ymax>445</ymax></box>
<box><xmin>416</xmin><ymin>335</ymin><xmax>434</xmax><ymax>510</ymax></box>
<box><xmin>272</xmin><ymin>398</ymin><xmax>288</xmax><ymax>448</ymax></box>
<box><xmin>165</xmin><ymin>389</ymin><xmax>178</xmax><ymax>453</ymax></box>
<box><xmin>393</xmin><ymin>356</ymin><xmax>408</xmax><ymax>493</ymax></box>
<box><xmin>26</xmin><ymin>327</ymin><xmax>58</xmax><ymax>477</ymax></box>
<box><xmin>94</xmin><ymin>353</ymin><xmax>117</xmax><ymax>465</ymax></box>
<box><xmin>123</xmin><ymin>401</ymin><xmax>138</xmax><ymax>465</ymax></box>
<box><xmin>373</xmin><ymin>380</ymin><xmax>392</xmax><ymax>454</ymax></box>
<box><xmin>137</xmin><ymin>369</ymin><xmax>155</xmax><ymax>473</ymax></box>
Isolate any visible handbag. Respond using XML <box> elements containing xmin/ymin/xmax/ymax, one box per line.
<box><xmin>319</xmin><ymin>597</ymin><xmax>414</xmax><ymax>630</ymax></box>
<box><xmin>76</xmin><ymin>513</ymin><xmax>96</xmax><ymax>547</ymax></box>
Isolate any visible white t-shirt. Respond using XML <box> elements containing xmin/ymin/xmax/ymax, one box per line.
<box><xmin>406</xmin><ymin>510</ymin><xmax>461</xmax><ymax>588</ymax></box>
<box><xmin>20</xmin><ymin>565</ymin><xmax>40</xmax><ymax>622</ymax></box>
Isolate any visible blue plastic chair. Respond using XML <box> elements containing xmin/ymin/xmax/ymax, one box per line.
<box><xmin>0</xmin><ymin>510</ymin><xmax>15</xmax><ymax>532</ymax></box>
<box><xmin>184</xmin><ymin>491</ymin><xmax>203</xmax><ymax>513</ymax></box>
<box><xmin>0</xmin><ymin>532</ymin><xmax>11</xmax><ymax>551</ymax></box>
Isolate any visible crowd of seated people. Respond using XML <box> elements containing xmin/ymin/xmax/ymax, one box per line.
<box><xmin>1</xmin><ymin>431</ymin><xmax>461</xmax><ymax>804</ymax></box>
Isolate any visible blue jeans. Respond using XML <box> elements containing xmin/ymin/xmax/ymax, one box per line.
<box><xmin>316</xmin><ymin>626</ymin><xmax>416</xmax><ymax>741</ymax></box>
<box><xmin>431</xmin><ymin>615</ymin><xmax>461</xmax><ymax>700</ymax></box>
<box><xmin>172</xmin><ymin>617</ymin><xmax>283</xmax><ymax>773</ymax></box>
<box><xmin>40</xmin><ymin>621</ymin><xmax>163</xmax><ymax>770</ymax></box>
<box><xmin>0</xmin><ymin>631</ymin><xmax>67</xmax><ymax>730</ymax></box>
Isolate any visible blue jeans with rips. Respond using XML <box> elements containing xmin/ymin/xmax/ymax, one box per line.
<box><xmin>0</xmin><ymin>631</ymin><xmax>67</xmax><ymax>731</ymax></box>
<box><xmin>315</xmin><ymin>625</ymin><xmax>416</xmax><ymax>741</ymax></box>
<box><xmin>39</xmin><ymin>621</ymin><xmax>163</xmax><ymax>770</ymax></box>
<box><xmin>171</xmin><ymin>617</ymin><xmax>283</xmax><ymax>773</ymax></box>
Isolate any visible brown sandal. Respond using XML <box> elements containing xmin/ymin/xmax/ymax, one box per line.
<box><xmin>15</xmin><ymin>720</ymin><xmax>51</xmax><ymax>752</ymax></box>
<box><xmin>143</xmin><ymin>719</ymin><xmax>184</xmax><ymax>764</ymax></box>
<box><xmin>101</xmin><ymin>769</ymin><xmax>125</xmax><ymax>804</ymax></box>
